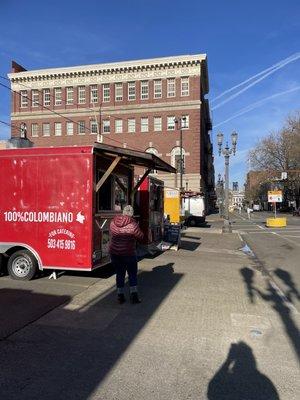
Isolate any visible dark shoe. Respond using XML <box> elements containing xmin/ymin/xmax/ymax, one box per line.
<box><xmin>130</xmin><ymin>292</ymin><xmax>141</xmax><ymax>304</ymax></box>
<box><xmin>117</xmin><ymin>294</ymin><xmax>126</xmax><ymax>304</ymax></box>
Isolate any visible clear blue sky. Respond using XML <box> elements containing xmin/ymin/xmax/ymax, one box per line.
<box><xmin>1</xmin><ymin>0</ymin><xmax>299</xmax><ymax>187</ymax></box>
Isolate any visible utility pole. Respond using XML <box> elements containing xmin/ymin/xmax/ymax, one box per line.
<box><xmin>175</xmin><ymin>116</ymin><xmax>187</xmax><ymax>193</ymax></box>
<box><xmin>217</xmin><ymin>131</ymin><xmax>238</xmax><ymax>233</ymax></box>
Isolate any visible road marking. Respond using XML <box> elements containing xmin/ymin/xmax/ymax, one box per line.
<box><xmin>268</xmin><ymin>280</ymin><xmax>298</xmax><ymax>314</ymax></box>
<box><xmin>237</xmin><ymin>232</ymin><xmax>243</xmax><ymax>242</ymax></box>
<box><xmin>282</xmin><ymin>235</ymin><xmax>300</xmax><ymax>238</ymax></box>
<box><xmin>271</xmin><ymin>232</ymin><xmax>300</xmax><ymax>247</ymax></box>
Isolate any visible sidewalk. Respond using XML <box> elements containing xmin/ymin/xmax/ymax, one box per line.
<box><xmin>0</xmin><ymin>226</ymin><xmax>299</xmax><ymax>399</ymax></box>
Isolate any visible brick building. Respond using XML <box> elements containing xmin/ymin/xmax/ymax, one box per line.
<box><xmin>8</xmin><ymin>54</ymin><xmax>214</xmax><ymax>207</ymax></box>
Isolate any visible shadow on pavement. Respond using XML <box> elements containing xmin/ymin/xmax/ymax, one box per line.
<box><xmin>179</xmin><ymin>240</ymin><xmax>201</xmax><ymax>251</ymax></box>
<box><xmin>274</xmin><ymin>268</ymin><xmax>300</xmax><ymax>303</ymax></box>
<box><xmin>181</xmin><ymin>234</ymin><xmax>201</xmax><ymax>240</ymax></box>
<box><xmin>0</xmin><ymin>289</ymin><xmax>70</xmax><ymax>339</ymax></box>
<box><xmin>240</xmin><ymin>267</ymin><xmax>300</xmax><ymax>363</ymax></box>
<box><xmin>207</xmin><ymin>341</ymin><xmax>280</xmax><ymax>399</ymax></box>
<box><xmin>0</xmin><ymin>262</ymin><xmax>182</xmax><ymax>400</ymax></box>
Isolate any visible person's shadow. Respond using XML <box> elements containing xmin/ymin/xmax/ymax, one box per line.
<box><xmin>207</xmin><ymin>341</ymin><xmax>280</xmax><ymax>400</ymax></box>
<box><xmin>274</xmin><ymin>268</ymin><xmax>300</xmax><ymax>303</ymax></box>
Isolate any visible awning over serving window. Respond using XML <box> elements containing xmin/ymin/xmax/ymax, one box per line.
<box><xmin>93</xmin><ymin>142</ymin><xmax>176</xmax><ymax>173</ymax></box>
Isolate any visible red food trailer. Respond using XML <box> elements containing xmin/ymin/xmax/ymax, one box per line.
<box><xmin>0</xmin><ymin>143</ymin><xmax>175</xmax><ymax>280</ymax></box>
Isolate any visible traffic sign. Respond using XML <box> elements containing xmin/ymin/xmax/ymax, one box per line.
<box><xmin>268</xmin><ymin>190</ymin><xmax>282</xmax><ymax>203</ymax></box>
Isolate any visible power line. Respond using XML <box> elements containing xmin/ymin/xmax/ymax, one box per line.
<box><xmin>0</xmin><ymin>74</ymin><xmax>105</xmax><ymax>116</ymax></box>
<box><xmin>0</xmin><ymin>119</ymin><xmax>19</xmax><ymax>129</ymax></box>
<box><xmin>0</xmin><ymin>73</ymin><xmax>201</xmax><ymax>128</ymax></box>
<box><xmin>0</xmin><ymin>81</ymin><xmax>146</xmax><ymax>151</ymax></box>
<box><xmin>0</xmin><ymin>74</ymin><xmax>196</xmax><ymax>151</ymax></box>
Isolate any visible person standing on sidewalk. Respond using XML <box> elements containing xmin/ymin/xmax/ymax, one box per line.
<box><xmin>109</xmin><ymin>205</ymin><xmax>143</xmax><ymax>304</ymax></box>
<box><xmin>247</xmin><ymin>206</ymin><xmax>252</xmax><ymax>220</ymax></box>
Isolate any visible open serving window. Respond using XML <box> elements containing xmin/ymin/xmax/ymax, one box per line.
<box><xmin>93</xmin><ymin>142</ymin><xmax>176</xmax><ymax>209</ymax></box>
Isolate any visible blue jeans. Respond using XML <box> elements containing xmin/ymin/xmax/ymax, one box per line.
<box><xmin>110</xmin><ymin>255</ymin><xmax>138</xmax><ymax>293</ymax></box>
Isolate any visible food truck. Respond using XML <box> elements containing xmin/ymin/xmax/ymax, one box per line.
<box><xmin>135</xmin><ymin>176</ymin><xmax>164</xmax><ymax>251</ymax></box>
<box><xmin>0</xmin><ymin>143</ymin><xmax>175</xmax><ymax>280</ymax></box>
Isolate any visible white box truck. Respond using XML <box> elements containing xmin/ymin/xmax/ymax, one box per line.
<box><xmin>183</xmin><ymin>195</ymin><xmax>206</xmax><ymax>226</ymax></box>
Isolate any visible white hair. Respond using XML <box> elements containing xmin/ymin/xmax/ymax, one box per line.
<box><xmin>123</xmin><ymin>205</ymin><xmax>134</xmax><ymax>217</ymax></box>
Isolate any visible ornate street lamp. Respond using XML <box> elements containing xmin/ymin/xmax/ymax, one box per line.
<box><xmin>217</xmin><ymin>131</ymin><xmax>238</xmax><ymax>233</ymax></box>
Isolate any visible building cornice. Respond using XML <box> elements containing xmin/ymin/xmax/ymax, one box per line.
<box><xmin>8</xmin><ymin>54</ymin><xmax>208</xmax><ymax>93</ymax></box>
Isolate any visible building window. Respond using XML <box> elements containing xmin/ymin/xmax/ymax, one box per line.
<box><xmin>181</xmin><ymin>77</ymin><xmax>189</xmax><ymax>96</ymax></box>
<box><xmin>141</xmin><ymin>117</ymin><xmax>149</xmax><ymax>132</ymax></box>
<box><xmin>145</xmin><ymin>148</ymin><xmax>159</xmax><ymax>174</ymax></box>
<box><xmin>171</xmin><ymin>146</ymin><xmax>186</xmax><ymax>170</ymax></box>
<box><xmin>103</xmin><ymin>120</ymin><xmax>110</xmax><ymax>133</ymax></box>
<box><xmin>167</xmin><ymin>116</ymin><xmax>175</xmax><ymax>130</ymax></box>
<box><xmin>154</xmin><ymin>117</ymin><xmax>162</xmax><ymax>132</ymax></box>
<box><xmin>66</xmin><ymin>87</ymin><xmax>74</xmax><ymax>105</ymax></box>
<box><xmin>43</xmin><ymin>89</ymin><xmax>50</xmax><ymax>107</ymax></box>
<box><xmin>128</xmin><ymin>118</ymin><xmax>135</xmax><ymax>133</ymax></box>
<box><xmin>115</xmin><ymin>83</ymin><xmax>123</xmax><ymax>101</ymax></box>
<box><xmin>128</xmin><ymin>81</ymin><xmax>136</xmax><ymax>100</ymax></box>
<box><xmin>32</xmin><ymin>90</ymin><xmax>39</xmax><ymax>107</ymax></box>
<box><xmin>55</xmin><ymin>122</ymin><xmax>62</xmax><ymax>136</ymax></box>
<box><xmin>181</xmin><ymin>115</ymin><xmax>189</xmax><ymax>129</ymax></box>
<box><xmin>141</xmin><ymin>81</ymin><xmax>149</xmax><ymax>100</ymax></box>
<box><xmin>167</xmin><ymin>78</ymin><xmax>175</xmax><ymax>97</ymax></box>
<box><xmin>154</xmin><ymin>80</ymin><xmax>162</xmax><ymax>98</ymax></box>
<box><xmin>103</xmin><ymin>83</ymin><xmax>110</xmax><ymax>102</ymax></box>
<box><xmin>54</xmin><ymin>88</ymin><xmax>62</xmax><ymax>106</ymax></box>
<box><xmin>78</xmin><ymin>86</ymin><xmax>86</xmax><ymax>104</ymax></box>
<box><xmin>78</xmin><ymin>121</ymin><xmax>85</xmax><ymax>135</ymax></box>
<box><xmin>115</xmin><ymin>119</ymin><xmax>123</xmax><ymax>133</ymax></box>
<box><xmin>146</xmin><ymin>147</ymin><xmax>158</xmax><ymax>156</ymax></box>
<box><xmin>90</xmin><ymin>85</ymin><xmax>98</xmax><ymax>103</ymax></box>
<box><xmin>20</xmin><ymin>90</ymin><xmax>28</xmax><ymax>108</ymax></box>
<box><xmin>42</xmin><ymin>123</ymin><xmax>50</xmax><ymax>136</ymax></box>
<box><xmin>31</xmin><ymin>123</ymin><xmax>39</xmax><ymax>137</ymax></box>
<box><xmin>90</xmin><ymin>120</ymin><xmax>98</xmax><ymax>134</ymax></box>
<box><xmin>66</xmin><ymin>122</ymin><xmax>74</xmax><ymax>135</ymax></box>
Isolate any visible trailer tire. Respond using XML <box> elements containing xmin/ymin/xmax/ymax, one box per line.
<box><xmin>7</xmin><ymin>250</ymin><xmax>38</xmax><ymax>281</ymax></box>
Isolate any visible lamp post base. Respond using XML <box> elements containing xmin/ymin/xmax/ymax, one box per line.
<box><xmin>222</xmin><ymin>219</ymin><xmax>232</xmax><ymax>233</ymax></box>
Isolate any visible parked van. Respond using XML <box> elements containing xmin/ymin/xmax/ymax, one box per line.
<box><xmin>183</xmin><ymin>195</ymin><xmax>206</xmax><ymax>226</ymax></box>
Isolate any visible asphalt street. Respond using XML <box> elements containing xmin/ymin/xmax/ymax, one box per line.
<box><xmin>0</xmin><ymin>217</ymin><xmax>299</xmax><ymax>399</ymax></box>
<box><xmin>232</xmin><ymin>211</ymin><xmax>300</xmax><ymax>312</ymax></box>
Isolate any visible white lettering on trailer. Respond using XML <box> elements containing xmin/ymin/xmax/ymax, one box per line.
<box><xmin>47</xmin><ymin>229</ymin><xmax>76</xmax><ymax>251</ymax></box>
<box><xmin>3</xmin><ymin>211</ymin><xmax>74</xmax><ymax>223</ymax></box>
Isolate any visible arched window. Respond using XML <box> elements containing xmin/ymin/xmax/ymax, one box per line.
<box><xmin>145</xmin><ymin>148</ymin><xmax>159</xmax><ymax>174</ymax></box>
<box><xmin>171</xmin><ymin>146</ymin><xmax>186</xmax><ymax>171</ymax></box>
<box><xmin>145</xmin><ymin>147</ymin><xmax>159</xmax><ymax>156</ymax></box>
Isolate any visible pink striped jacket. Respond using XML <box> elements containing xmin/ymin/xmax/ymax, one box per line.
<box><xmin>109</xmin><ymin>215</ymin><xmax>143</xmax><ymax>256</ymax></box>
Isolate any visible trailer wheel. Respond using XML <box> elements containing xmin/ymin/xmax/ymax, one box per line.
<box><xmin>7</xmin><ymin>250</ymin><xmax>37</xmax><ymax>281</ymax></box>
